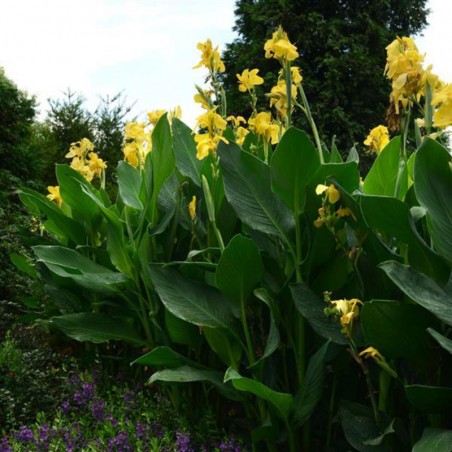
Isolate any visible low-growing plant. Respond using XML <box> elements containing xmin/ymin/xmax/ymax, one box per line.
<box><xmin>14</xmin><ymin>29</ymin><xmax>452</xmax><ymax>451</ymax></box>
<box><xmin>1</xmin><ymin>370</ymin><xmax>247</xmax><ymax>451</ymax></box>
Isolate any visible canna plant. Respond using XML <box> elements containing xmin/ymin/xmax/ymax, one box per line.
<box><xmin>15</xmin><ymin>28</ymin><xmax>452</xmax><ymax>451</ymax></box>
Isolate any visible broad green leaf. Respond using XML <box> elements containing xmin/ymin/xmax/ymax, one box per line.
<box><xmin>339</xmin><ymin>401</ymin><xmax>392</xmax><ymax>452</ymax></box>
<box><xmin>117</xmin><ymin>161</ymin><xmax>143</xmax><ymax>210</ymax></box>
<box><xmin>33</xmin><ymin>245</ymin><xmax>128</xmax><ymax>293</ymax></box>
<box><xmin>204</xmin><ymin>327</ymin><xmax>242</xmax><ymax>368</ymax></box>
<box><xmin>359</xmin><ymin>194</ymin><xmax>448</xmax><ymax>284</ymax></box>
<box><xmin>292</xmin><ymin>340</ymin><xmax>329</xmax><ymax>427</ymax></box>
<box><xmin>379</xmin><ymin>261</ymin><xmax>452</xmax><ymax>326</ymax></box>
<box><xmin>56</xmin><ymin>164</ymin><xmax>100</xmax><ymax>219</ymax></box>
<box><xmin>51</xmin><ymin>313</ymin><xmax>144</xmax><ymax>345</ymax></box>
<box><xmin>312</xmin><ymin>161</ymin><xmax>360</xmax><ymax>194</ymax></box>
<box><xmin>218</xmin><ymin>140</ymin><xmax>295</xmax><ymax>244</ymax></box>
<box><xmin>270</xmin><ymin>127</ymin><xmax>320</xmax><ymax>214</ymax></box>
<box><xmin>132</xmin><ymin>346</ymin><xmax>202</xmax><ymax>368</ymax></box>
<box><xmin>150</xmin><ymin>114</ymin><xmax>175</xmax><ymax>216</ymax></box>
<box><xmin>10</xmin><ymin>253</ymin><xmax>38</xmax><ymax>279</ymax></box>
<box><xmin>413</xmin><ymin>428</ymin><xmax>452</xmax><ymax>452</ymax></box>
<box><xmin>17</xmin><ymin>187</ymin><xmax>85</xmax><ymax>244</ymax></box>
<box><xmin>216</xmin><ymin>234</ymin><xmax>264</xmax><ymax>302</ymax></box>
<box><xmin>149</xmin><ymin>365</ymin><xmax>242</xmax><ymax>401</ymax></box>
<box><xmin>414</xmin><ymin>138</ymin><xmax>452</xmax><ymax>266</ymax></box>
<box><xmin>172</xmin><ymin>117</ymin><xmax>202</xmax><ymax>185</ymax></box>
<box><xmin>405</xmin><ymin>385</ymin><xmax>452</xmax><ymax>412</ymax></box>
<box><xmin>363</xmin><ymin>137</ymin><xmax>406</xmax><ymax>197</ymax></box>
<box><xmin>427</xmin><ymin>328</ymin><xmax>452</xmax><ymax>354</ymax></box>
<box><xmin>148</xmin><ymin>265</ymin><xmax>233</xmax><ymax>329</ymax></box>
<box><xmin>361</xmin><ymin>300</ymin><xmax>435</xmax><ymax>358</ymax></box>
<box><xmin>250</xmin><ymin>288</ymin><xmax>281</xmax><ymax>368</ymax></box>
<box><xmin>290</xmin><ymin>283</ymin><xmax>347</xmax><ymax>344</ymax></box>
<box><xmin>80</xmin><ymin>186</ymin><xmax>133</xmax><ymax>276</ymax></box>
<box><xmin>164</xmin><ymin>309</ymin><xmax>202</xmax><ymax>347</ymax></box>
<box><xmin>224</xmin><ymin>367</ymin><xmax>293</xmax><ymax>421</ymax></box>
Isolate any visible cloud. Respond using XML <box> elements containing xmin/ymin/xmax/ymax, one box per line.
<box><xmin>0</xmin><ymin>0</ymin><xmax>237</xmax><ymax>125</ymax></box>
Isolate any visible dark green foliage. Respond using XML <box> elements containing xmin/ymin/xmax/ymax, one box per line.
<box><xmin>222</xmin><ymin>0</ymin><xmax>429</xmax><ymax>150</ymax></box>
<box><xmin>0</xmin><ymin>68</ymin><xmax>41</xmax><ymax>180</ymax></box>
<box><xmin>39</xmin><ymin>90</ymin><xmax>133</xmax><ymax>185</ymax></box>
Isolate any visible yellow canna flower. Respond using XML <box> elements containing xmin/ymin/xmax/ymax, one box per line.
<box><xmin>193</xmin><ymin>39</ymin><xmax>225</xmax><ymax>73</ymax></box>
<box><xmin>196</xmin><ymin>108</ymin><xmax>227</xmax><ymax>132</ymax></box>
<box><xmin>264</xmin><ymin>26</ymin><xmax>299</xmax><ymax>62</ymax></box>
<box><xmin>385</xmin><ymin>37</ymin><xmax>425</xmax><ymax>113</ymax></box>
<box><xmin>236</xmin><ymin>69</ymin><xmax>264</xmax><ymax>92</ymax></box>
<box><xmin>268</xmin><ymin>79</ymin><xmax>297</xmax><ymax>118</ymax></box>
<box><xmin>359</xmin><ymin>346</ymin><xmax>383</xmax><ymax>361</ymax></box>
<box><xmin>431</xmin><ymin>83</ymin><xmax>452</xmax><ymax>129</ymax></box>
<box><xmin>125</xmin><ymin>122</ymin><xmax>147</xmax><ymax>143</ymax></box>
<box><xmin>315</xmin><ymin>184</ymin><xmax>340</xmax><ymax>204</ymax></box>
<box><xmin>364</xmin><ymin>125</ymin><xmax>390</xmax><ymax>154</ymax></box>
<box><xmin>87</xmin><ymin>152</ymin><xmax>107</xmax><ymax>178</ymax></box>
<box><xmin>235</xmin><ymin>126</ymin><xmax>249</xmax><ymax>146</ymax></box>
<box><xmin>331</xmin><ymin>298</ymin><xmax>362</xmax><ymax>333</ymax></box>
<box><xmin>248</xmin><ymin>111</ymin><xmax>280</xmax><ymax>145</ymax></box>
<box><xmin>148</xmin><ymin>109</ymin><xmax>167</xmax><ymax>126</ymax></box>
<box><xmin>227</xmin><ymin>115</ymin><xmax>246</xmax><ymax>128</ymax></box>
<box><xmin>188</xmin><ymin>196</ymin><xmax>197</xmax><ymax>221</ymax></box>
<box><xmin>47</xmin><ymin>185</ymin><xmax>62</xmax><ymax>207</ymax></box>
<box><xmin>65</xmin><ymin>138</ymin><xmax>94</xmax><ymax>160</ymax></box>
<box><xmin>359</xmin><ymin>346</ymin><xmax>398</xmax><ymax>378</ymax></box>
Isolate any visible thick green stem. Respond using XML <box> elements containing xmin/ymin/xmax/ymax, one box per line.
<box><xmin>394</xmin><ymin>109</ymin><xmax>411</xmax><ymax>199</ymax></box>
<box><xmin>298</xmin><ymin>85</ymin><xmax>324</xmax><ymax>164</ymax></box>
<box><xmin>284</xmin><ymin>61</ymin><xmax>293</xmax><ymax>129</ymax></box>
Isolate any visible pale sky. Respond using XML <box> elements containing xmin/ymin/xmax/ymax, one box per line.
<box><xmin>0</xmin><ymin>0</ymin><xmax>450</xmax><ymax>127</ymax></box>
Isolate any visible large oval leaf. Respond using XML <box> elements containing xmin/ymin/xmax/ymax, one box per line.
<box><xmin>51</xmin><ymin>313</ymin><xmax>144</xmax><ymax>345</ymax></box>
<box><xmin>148</xmin><ymin>265</ymin><xmax>233</xmax><ymax>329</ymax></box>
<box><xmin>270</xmin><ymin>127</ymin><xmax>320</xmax><ymax>214</ymax></box>
<box><xmin>379</xmin><ymin>261</ymin><xmax>452</xmax><ymax>326</ymax></box>
<box><xmin>216</xmin><ymin>234</ymin><xmax>264</xmax><ymax>302</ymax></box>
<box><xmin>218</xmin><ymin>140</ymin><xmax>295</xmax><ymax>244</ymax></box>
<box><xmin>414</xmin><ymin>138</ymin><xmax>452</xmax><ymax>266</ymax></box>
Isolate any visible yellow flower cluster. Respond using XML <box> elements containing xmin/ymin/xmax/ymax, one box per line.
<box><xmin>194</xmin><ymin>108</ymin><xmax>228</xmax><ymax>160</ymax></box>
<box><xmin>123</xmin><ymin>122</ymin><xmax>149</xmax><ymax>168</ymax></box>
<box><xmin>324</xmin><ymin>294</ymin><xmax>362</xmax><ymax>337</ymax></box>
<box><xmin>227</xmin><ymin>115</ymin><xmax>249</xmax><ymax>146</ymax></box>
<box><xmin>385</xmin><ymin>37</ymin><xmax>425</xmax><ymax>112</ymax></box>
<box><xmin>193</xmin><ymin>39</ymin><xmax>225</xmax><ymax>74</ymax></box>
<box><xmin>314</xmin><ymin>184</ymin><xmax>352</xmax><ymax>228</ymax></box>
<box><xmin>431</xmin><ymin>84</ymin><xmax>452</xmax><ymax>129</ymax></box>
<box><xmin>65</xmin><ymin>138</ymin><xmax>107</xmax><ymax>183</ymax></box>
<box><xmin>385</xmin><ymin>36</ymin><xmax>451</xmax><ymax>130</ymax></box>
<box><xmin>123</xmin><ymin>107</ymin><xmax>182</xmax><ymax>167</ymax></box>
<box><xmin>363</xmin><ymin>125</ymin><xmax>390</xmax><ymax>154</ymax></box>
<box><xmin>248</xmin><ymin>111</ymin><xmax>280</xmax><ymax>145</ymax></box>
<box><xmin>264</xmin><ymin>26</ymin><xmax>299</xmax><ymax>62</ymax></box>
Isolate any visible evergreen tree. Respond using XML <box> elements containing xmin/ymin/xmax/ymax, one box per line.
<box><xmin>222</xmin><ymin>0</ymin><xmax>429</xmax><ymax>150</ymax></box>
<box><xmin>0</xmin><ymin>68</ymin><xmax>38</xmax><ymax>180</ymax></box>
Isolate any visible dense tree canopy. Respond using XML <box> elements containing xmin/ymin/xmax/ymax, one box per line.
<box><xmin>0</xmin><ymin>68</ymin><xmax>38</xmax><ymax>180</ymax></box>
<box><xmin>222</xmin><ymin>0</ymin><xmax>429</xmax><ymax>150</ymax></box>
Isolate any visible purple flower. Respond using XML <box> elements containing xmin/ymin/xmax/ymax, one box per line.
<box><xmin>176</xmin><ymin>432</ymin><xmax>193</xmax><ymax>452</ymax></box>
<box><xmin>60</xmin><ymin>400</ymin><xmax>71</xmax><ymax>414</ymax></box>
<box><xmin>15</xmin><ymin>426</ymin><xmax>34</xmax><ymax>443</ymax></box>
<box><xmin>0</xmin><ymin>437</ymin><xmax>12</xmax><ymax>452</ymax></box>
<box><xmin>91</xmin><ymin>398</ymin><xmax>105</xmax><ymax>421</ymax></box>
<box><xmin>81</xmin><ymin>381</ymin><xmax>95</xmax><ymax>401</ymax></box>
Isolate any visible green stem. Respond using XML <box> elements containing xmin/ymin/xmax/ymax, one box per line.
<box><xmin>240</xmin><ymin>294</ymin><xmax>255</xmax><ymax>366</ymax></box>
<box><xmin>394</xmin><ymin>109</ymin><xmax>411</xmax><ymax>199</ymax></box>
<box><xmin>284</xmin><ymin>61</ymin><xmax>292</xmax><ymax>129</ymax></box>
<box><xmin>298</xmin><ymin>85</ymin><xmax>324</xmax><ymax>164</ymax></box>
